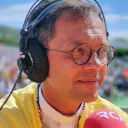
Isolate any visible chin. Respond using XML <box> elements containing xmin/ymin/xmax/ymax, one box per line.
<box><xmin>81</xmin><ymin>91</ymin><xmax>99</xmax><ymax>103</ymax></box>
<box><xmin>83</xmin><ymin>96</ymin><xmax>98</xmax><ymax>103</ymax></box>
<box><xmin>72</xmin><ymin>89</ymin><xmax>99</xmax><ymax>103</ymax></box>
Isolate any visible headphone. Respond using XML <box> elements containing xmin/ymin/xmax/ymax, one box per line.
<box><xmin>17</xmin><ymin>0</ymin><xmax>109</xmax><ymax>83</ymax></box>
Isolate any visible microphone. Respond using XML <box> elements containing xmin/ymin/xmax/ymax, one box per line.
<box><xmin>84</xmin><ymin>109</ymin><xmax>127</xmax><ymax>128</ymax></box>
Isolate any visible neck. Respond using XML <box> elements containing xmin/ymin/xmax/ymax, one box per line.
<box><xmin>41</xmin><ymin>83</ymin><xmax>82</xmax><ymax>115</ymax></box>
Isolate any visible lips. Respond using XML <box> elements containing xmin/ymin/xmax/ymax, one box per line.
<box><xmin>77</xmin><ymin>78</ymin><xmax>100</xmax><ymax>84</ymax></box>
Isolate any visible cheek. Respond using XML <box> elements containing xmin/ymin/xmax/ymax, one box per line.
<box><xmin>100</xmin><ymin>66</ymin><xmax>107</xmax><ymax>86</ymax></box>
<box><xmin>47</xmin><ymin>52</ymin><xmax>80</xmax><ymax>91</ymax></box>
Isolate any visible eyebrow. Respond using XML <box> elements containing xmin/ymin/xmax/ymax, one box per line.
<box><xmin>64</xmin><ymin>40</ymin><xmax>85</xmax><ymax>48</ymax></box>
<box><xmin>71</xmin><ymin>40</ymin><xmax>85</xmax><ymax>46</ymax></box>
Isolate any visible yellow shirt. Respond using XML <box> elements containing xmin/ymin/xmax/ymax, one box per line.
<box><xmin>0</xmin><ymin>83</ymin><xmax>128</xmax><ymax>128</ymax></box>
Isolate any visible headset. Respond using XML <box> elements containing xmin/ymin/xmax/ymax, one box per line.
<box><xmin>17</xmin><ymin>0</ymin><xmax>64</xmax><ymax>83</ymax></box>
<box><xmin>0</xmin><ymin>0</ymin><xmax>109</xmax><ymax>110</ymax></box>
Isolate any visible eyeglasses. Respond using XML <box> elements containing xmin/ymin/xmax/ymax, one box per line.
<box><xmin>45</xmin><ymin>45</ymin><xmax>115</xmax><ymax>65</ymax></box>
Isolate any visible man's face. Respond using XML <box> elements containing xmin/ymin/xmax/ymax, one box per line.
<box><xmin>44</xmin><ymin>12</ymin><xmax>109</xmax><ymax>103</ymax></box>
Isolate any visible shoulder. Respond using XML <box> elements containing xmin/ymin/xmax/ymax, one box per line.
<box><xmin>0</xmin><ymin>82</ymin><xmax>37</xmax><ymax>107</ymax></box>
<box><xmin>79</xmin><ymin>96</ymin><xmax>128</xmax><ymax>128</ymax></box>
<box><xmin>0</xmin><ymin>83</ymin><xmax>40</xmax><ymax>128</ymax></box>
<box><xmin>92</xmin><ymin>96</ymin><xmax>128</xmax><ymax>114</ymax></box>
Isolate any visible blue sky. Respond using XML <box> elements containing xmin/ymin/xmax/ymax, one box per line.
<box><xmin>0</xmin><ymin>0</ymin><xmax>128</xmax><ymax>38</ymax></box>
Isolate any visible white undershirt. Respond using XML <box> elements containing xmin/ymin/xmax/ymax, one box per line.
<box><xmin>39</xmin><ymin>85</ymin><xmax>84</xmax><ymax>128</ymax></box>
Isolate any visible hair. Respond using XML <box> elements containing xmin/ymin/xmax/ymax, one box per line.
<box><xmin>27</xmin><ymin>0</ymin><xmax>102</xmax><ymax>47</ymax></box>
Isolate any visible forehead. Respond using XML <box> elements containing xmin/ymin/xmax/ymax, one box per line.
<box><xmin>49</xmin><ymin>12</ymin><xmax>108</xmax><ymax>49</ymax></box>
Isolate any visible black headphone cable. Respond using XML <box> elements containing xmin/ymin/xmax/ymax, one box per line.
<box><xmin>0</xmin><ymin>69</ymin><xmax>23</xmax><ymax>111</ymax></box>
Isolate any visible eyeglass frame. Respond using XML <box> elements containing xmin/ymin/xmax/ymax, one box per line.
<box><xmin>44</xmin><ymin>45</ymin><xmax>115</xmax><ymax>65</ymax></box>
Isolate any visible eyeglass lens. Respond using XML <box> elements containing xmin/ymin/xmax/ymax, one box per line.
<box><xmin>72</xmin><ymin>45</ymin><xmax>115</xmax><ymax>65</ymax></box>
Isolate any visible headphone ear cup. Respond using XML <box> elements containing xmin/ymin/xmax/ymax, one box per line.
<box><xmin>24</xmin><ymin>38</ymin><xmax>49</xmax><ymax>83</ymax></box>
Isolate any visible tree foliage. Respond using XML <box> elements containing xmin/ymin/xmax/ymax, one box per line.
<box><xmin>112</xmin><ymin>37</ymin><xmax>128</xmax><ymax>43</ymax></box>
<box><xmin>0</xmin><ymin>25</ymin><xmax>20</xmax><ymax>46</ymax></box>
<box><xmin>115</xmin><ymin>48</ymin><xmax>128</xmax><ymax>57</ymax></box>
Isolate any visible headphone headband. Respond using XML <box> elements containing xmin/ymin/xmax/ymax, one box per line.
<box><xmin>22</xmin><ymin>0</ymin><xmax>109</xmax><ymax>37</ymax></box>
<box><xmin>23</xmin><ymin>0</ymin><xmax>42</xmax><ymax>29</ymax></box>
<box><xmin>22</xmin><ymin>0</ymin><xmax>62</xmax><ymax>33</ymax></box>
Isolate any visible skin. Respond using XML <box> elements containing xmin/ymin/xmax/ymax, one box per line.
<box><xmin>41</xmin><ymin>12</ymin><xmax>109</xmax><ymax>115</ymax></box>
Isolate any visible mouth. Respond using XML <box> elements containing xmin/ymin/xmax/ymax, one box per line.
<box><xmin>77</xmin><ymin>79</ymin><xmax>100</xmax><ymax>85</ymax></box>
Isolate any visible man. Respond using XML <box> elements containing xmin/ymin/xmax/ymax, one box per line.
<box><xmin>0</xmin><ymin>0</ymin><xmax>128</xmax><ymax>128</ymax></box>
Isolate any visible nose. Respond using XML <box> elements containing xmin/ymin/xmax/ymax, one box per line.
<box><xmin>83</xmin><ymin>51</ymin><xmax>103</xmax><ymax>70</ymax></box>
